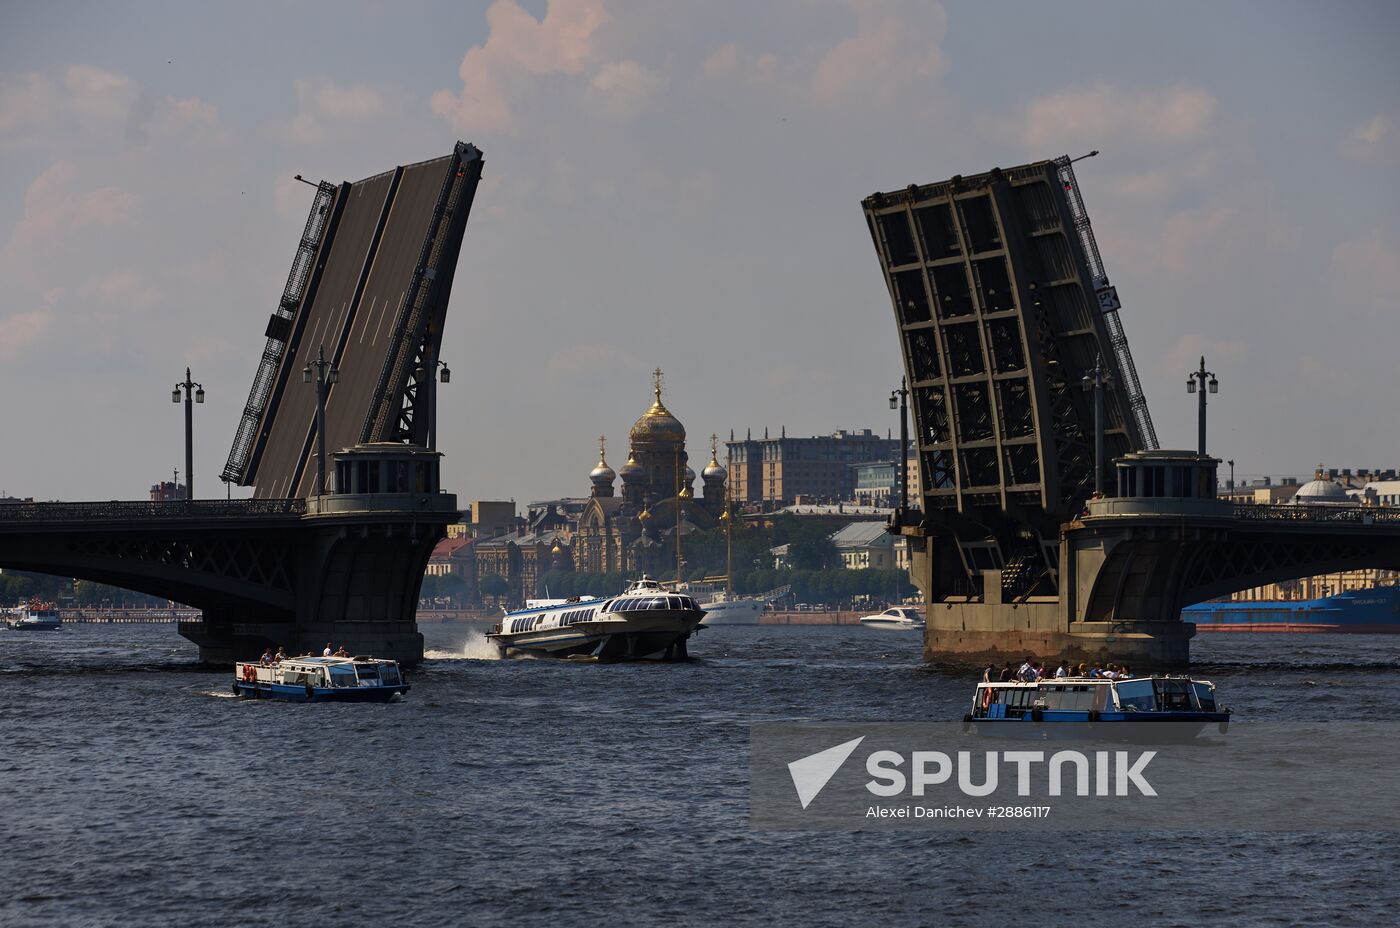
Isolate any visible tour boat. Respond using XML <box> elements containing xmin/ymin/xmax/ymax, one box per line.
<box><xmin>232</xmin><ymin>655</ymin><xmax>409</xmax><ymax>702</ymax></box>
<box><xmin>487</xmin><ymin>576</ymin><xmax>705</xmax><ymax>660</ymax></box>
<box><xmin>966</xmin><ymin>675</ymin><xmax>1230</xmax><ymax>738</ymax></box>
<box><xmin>858</xmin><ymin>606</ymin><xmax>925</xmax><ymax>630</ymax></box>
<box><xmin>4</xmin><ymin>599</ymin><xmax>61</xmax><ymax>631</ymax></box>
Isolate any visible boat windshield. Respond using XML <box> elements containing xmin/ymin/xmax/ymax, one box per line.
<box><xmin>328</xmin><ymin>666</ymin><xmax>358</xmax><ymax>687</ymax></box>
<box><xmin>1192</xmin><ymin>682</ymin><xmax>1216</xmax><ymax>711</ymax></box>
<box><xmin>1114</xmin><ymin>679</ymin><xmax>1156</xmax><ymax>711</ymax></box>
<box><xmin>378</xmin><ymin>665</ymin><xmax>401</xmax><ymax>685</ymax></box>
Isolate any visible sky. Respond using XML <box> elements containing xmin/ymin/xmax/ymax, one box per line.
<box><xmin>1</xmin><ymin>0</ymin><xmax>1397</xmax><ymax>504</ymax></box>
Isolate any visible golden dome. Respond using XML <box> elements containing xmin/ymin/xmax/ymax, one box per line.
<box><xmin>629</xmin><ymin>368</ymin><xmax>685</xmax><ymax>445</ymax></box>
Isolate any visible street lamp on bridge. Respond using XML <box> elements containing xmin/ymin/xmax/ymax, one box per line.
<box><xmin>172</xmin><ymin>368</ymin><xmax>204</xmax><ymax>500</ymax></box>
<box><xmin>303</xmin><ymin>345</ymin><xmax>339</xmax><ymax>496</ymax></box>
<box><xmin>1081</xmin><ymin>353</ymin><xmax>1112</xmax><ymax>497</ymax></box>
<box><xmin>889</xmin><ymin>376</ymin><xmax>909</xmax><ymax>521</ymax></box>
<box><xmin>1185</xmin><ymin>356</ymin><xmax>1219</xmax><ymax>456</ymax></box>
<box><xmin>415</xmin><ymin>353</ymin><xmax>451</xmax><ymax>451</ymax></box>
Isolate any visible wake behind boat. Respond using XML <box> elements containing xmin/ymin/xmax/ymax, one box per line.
<box><xmin>488</xmin><ymin>576</ymin><xmax>705</xmax><ymax>660</ymax></box>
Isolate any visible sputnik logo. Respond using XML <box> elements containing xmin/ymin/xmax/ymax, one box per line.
<box><xmin>787</xmin><ymin>736</ymin><xmax>865</xmax><ymax>809</ymax></box>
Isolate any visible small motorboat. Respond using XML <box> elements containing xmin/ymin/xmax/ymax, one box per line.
<box><xmin>858</xmin><ymin>607</ymin><xmax>925</xmax><ymax>630</ymax></box>
<box><xmin>233</xmin><ymin>655</ymin><xmax>409</xmax><ymax>702</ymax></box>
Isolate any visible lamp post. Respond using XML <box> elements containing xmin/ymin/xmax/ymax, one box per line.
<box><xmin>889</xmin><ymin>376</ymin><xmax>909</xmax><ymax>520</ymax></box>
<box><xmin>1081</xmin><ymin>354</ymin><xmax>1112</xmax><ymax>496</ymax></box>
<box><xmin>1227</xmin><ymin>459</ymin><xmax>1235</xmax><ymax>493</ymax></box>
<box><xmin>303</xmin><ymin>345</ymin><xmax>339</xmax><ymax>496</ymax></box>
<box><xmin>414</xmin><ymin>352</ymin><xmax>451</xmax><ymax>450</ymax></box>
<box><xmin>1185</xmin><ymin>356</ymin><xmax>1218</xmax><ymax>456</ymax></box>
<box><xmin>172</xmin><ymin>368</ymin><xmax>204</xmax><ymax>500</ymax></box>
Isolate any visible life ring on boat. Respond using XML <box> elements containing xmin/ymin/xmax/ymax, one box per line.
<box><xmin>242</xmin><ymin>665</ymin><xmax>254</xmax><ymax>682</ymax></box>
<box><xmin>981</xmin><ymin>687</ymin><xmax>993</xmax><ymax>710</ymax></box>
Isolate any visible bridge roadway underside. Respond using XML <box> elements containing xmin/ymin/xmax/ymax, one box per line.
<box><xmin>906</xmin><ymin>503</ymin><xmax>1400</xmax><ymax>667</ymax></box>
<box><xmin>0</xmin><ymin>498</ymin><xmax>458</xmax><ymax>666</ymax></box>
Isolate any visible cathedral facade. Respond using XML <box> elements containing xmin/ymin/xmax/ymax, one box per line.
<box><xmin>574</xmin><ymin>370</ymin><xmax>728</xmax><ymax>577</ymax></box>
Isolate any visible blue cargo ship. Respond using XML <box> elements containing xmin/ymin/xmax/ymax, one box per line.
<box><xmin>1184</xmin><ymin>584</ymin><xmax>1400</xmax><ymax>633</ymax></box>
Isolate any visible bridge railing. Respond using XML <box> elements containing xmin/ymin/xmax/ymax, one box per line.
<box><xmin>1232</xmin><ymin>503</ymin><xmax>1400</xmax><ymax>525</ymax></box>
<box><xmin>0</xmin><ymin>499</ymin><xmax>307</xmax><ymax>523</ymax></box>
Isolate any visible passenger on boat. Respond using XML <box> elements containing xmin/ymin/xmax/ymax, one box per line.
<box><xmin>323</xmin><ymin>643</ymin><xmax>333</xmax><ymax>657</ymax></box>
<box><xmin>998</xmin><ymin>662</ymin><xmax>1014</xmax><ymax>682</ymax></box>
<box><xmin>1017</xmin><ymin>657</ymin><xmax>1035</xmax><ymax>681</ymax></box>
<box><xmin>1054</xmin><ymin>660</ymin><xmax>1070</xmax><ymax>678</ymax></box>
<box><xmin>334</xmin><ymin>645</ymin><xmax>349</xmax><ymax>657</ymax></box>
<box><xmin>1088</xmin><ymin>663</ymin><xmax>1103</xmax><ymax>678</ymax></box>
<box><xmin>274</xmin><ymin>646</ymin><xmax>286</xmax><ymax>662</ymax></box>
<box><xmin>1077</xmin><ymin>662</ymin><xmax>1089</xmax><ymax>676</ymax></box>
<box><xmin>982</xmin><ymin>665</ymin><xmax>995</xmax><ymax>683</ymax></box>
<box><xmin>260</xmin><ymin>647</ymin><xmax>274</xmax><ymax>667</ymax></box>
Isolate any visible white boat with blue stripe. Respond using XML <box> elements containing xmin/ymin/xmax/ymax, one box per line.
<box><xmin>488</xmin><ymin>576</ymin><xmax>705</xmax><ymax>660</ymax></box>
<box><xmin>966</xmin><ymin>675</ymin><xmax>1230</xmax><ymax>739</ymax></box>
<box><xmin>233</xmin><ymin>656</ymin><xmax>409</xmax><ymax>702</ymax></box>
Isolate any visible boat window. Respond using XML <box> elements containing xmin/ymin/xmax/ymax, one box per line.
<box><xmin>329</xmin><ymin>666</ymin><xmax>357</xmax><ymax>688</ymax></box>
<box><xmin>380</xmin><ymin>666</ymin><xmax>401</xmax><ymax>685</ymax></box>
<box><xmin>1192</xmin><ymin>682</ymin><xmax>1215</xmax><ymax>711</ymax></box>
<box><xmin>1156</xmin><ymin>679</ymin><xmax>1194</xmax><ymax>710</ymax></box>
<box><xmin>357</xmin><ymin>665</ymin><xmax>380</xmax><ymax>683</ymax></box>
<box><xmin>1115</xmin><ymin>679</ymin><xmax>1155</xmax><ymax>711</ymax></box>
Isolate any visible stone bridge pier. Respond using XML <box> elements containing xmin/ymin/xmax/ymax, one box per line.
<box><xmin>905</xmin><ymin>451</ymin><xmax>1400</xmax><ymax>667</ymax></box>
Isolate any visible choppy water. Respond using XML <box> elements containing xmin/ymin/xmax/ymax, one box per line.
<box><xmin>2</xmin><ymin>623</ymin><xmax>1398</xmax><ymax>927</ymax></box>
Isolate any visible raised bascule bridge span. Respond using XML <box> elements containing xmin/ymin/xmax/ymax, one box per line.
<box><xmin>863</xmin><ymin>158</ymin><xmax>1400</xmax><ymax>665</ymax></box>
<box><xmin>0</xmin><ymin>143</ymin><xmax>484</xmax><ymax>665</ymax></box>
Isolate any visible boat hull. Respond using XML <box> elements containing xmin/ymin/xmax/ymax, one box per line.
<box><xmin>859</xmin><ymin>618</ymin><xmax>925</xmax><ymax>631</ymax></box>
<box><xmin>232</xmin><ymin>681</ymin><xmax>409</xmax><ymax>703</ymax></box>
<box><xmin>699</xmin><ymin>599</ymin><xmax>764</xmax><ymax>626</ymax></box>
<box><xmin>490</xmin><ymin>612</ymin><xmax>703</xmax><ymax>660</ymax></box>
<box><xmin>1185</xmin><ymin>586</ymin><xmax>1400</xmax><ymax>633</ymax></box>
<box><xmin>5</xmin><ymin>621</ymin><xmax>62</xmax><ymax>631</ymax></box>
<box><xmin>970</xmin><ymin>715</ymin><xmax>1228</xmax><ymax>742</ymax></box>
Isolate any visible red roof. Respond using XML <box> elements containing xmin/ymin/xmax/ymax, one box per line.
<box><xmin>430</xmin><ymin>537</ymin><xmax>475</xmax><ymax>559</ymax></box>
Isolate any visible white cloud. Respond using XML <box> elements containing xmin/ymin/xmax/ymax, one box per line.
<box><xmin>65</xmin><ymin>65</ymin><xmax>138</xmax><ymax>122</ymax></box>
<box><xmin>1014</xmin><ymin>83</ymin><xmax>1217</xmax><ymax>152</ymax></box>
<box><xmin>78</xmin><ymin>268</ymin><xmax>161</xmax><ymax>310</ymax></box>
<box><xmin>0</xmin><ymin>160</ymin><xmax>140</xmax><ymax>273</ymax></box>
<box><xmin>695</xmin><ymin>0</ymin><xmax>948</xmax><ymax>111</ymax></box>
<box><xmin>0</xmin><ymin>309</ymin><xmax>54</xmax><ymax>359</ymax></box>
<box><xmin>431</xmin><ymin>0</ymin><xmax>609</xmax><ymax>134</ymax></box>
<box><xmin>1331</xmin><ymin>230</ymin><xmax>1400</xmax><ymax>307</ymax></box>
<box><xmin>1342</xmin><ymin>113</ymin><xmax>1397</xmax><ymax>164</ymax></box>
<box><xmin>0</xmin><ymin>72</ymin><xmax>62</xmax><ymax>145</ymax></box>
<box><xmin>591</xmin><ymin>59</ymin><xmax>663</xmax><ymax>117</ymax></box>
<box><xmin>278</xmin><ymin>79</ymin><xmax>388</xmax><ymax>144</ymax></box>
<box><xmin>809</xmin><ymin>0</ymin><xmax>946</xmax><ymax>108</ymax></box>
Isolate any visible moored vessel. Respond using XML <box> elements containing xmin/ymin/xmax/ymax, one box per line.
<box><xmin>487</xmin><ymin>576</ymin><xmax>704</xmax><ymax>660</ymax></box>
<box><xmin>858</xmin><ymin>606</ymin><xmax>925</xmax><ymax>630</ymax></box>
<box><xmin>4</xmin><ymin>599</ymin><xmax>61</xmax><ymax>631</ymax></box>
<box><xmin>966</xmin><ymin>675</ymin><xmax>1230</xmax><ymax>739</ymax></box>
<box><xmin>232</xmin><ymin>655</ymin><xmax>409</xmax><ymax>702</ymax></box>
<box><xmin>1184</xmin><ymin>584</ymin><xmax>1400</xmax><ymax>633</ymax></box>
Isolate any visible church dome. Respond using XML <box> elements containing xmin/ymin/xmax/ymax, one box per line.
<box><xmin>630</xmin><ymin>372</ymin><xmax>685</xmax><ymax>445</ymax></box>
<box><xmin>702</xmin><ymin>453</ymin><xmax>726</xmax><ymax>483</ymax></box>
<box><xmin>1293</xmin><ymin>479</ymin><xmax>1352</xmax><ymax>504</ymax></box>
<box><xmin>589</xmin><ymin>438</ymin><xmax>616</xmax><ymax>487</ymax></box>
<box><xmin>618</xmin><ymin>451</ymin><xmax>644</xmax><ymax>481</ymax></box>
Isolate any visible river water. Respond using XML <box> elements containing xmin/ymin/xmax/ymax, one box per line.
<box><xmin>2</xmin><ymin>623</ymin><xmax>1397</xmax><ymax>927</ymax></box>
